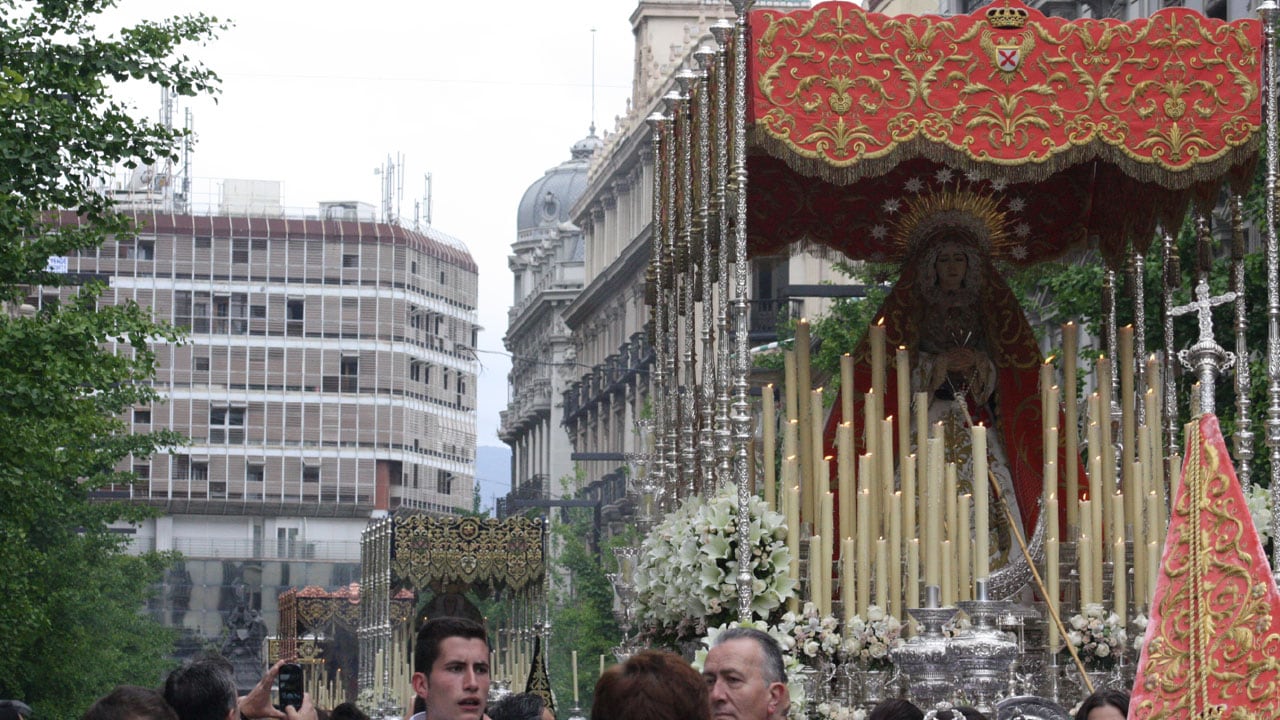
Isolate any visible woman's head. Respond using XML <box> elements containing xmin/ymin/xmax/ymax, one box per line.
<box><xmin>1073</xmin><ymin>689</ymin><xmax>1129</xmax><ymax>720</ymax></box>
<box><xmin>918</xmin><ymin>233</ymin><xmax>984</xmax><ymax>302</ymax></box>
<box><xmin>592</xmin><ymin>650</ymin><xmax>708</xmax><ymax>720</ymax></box>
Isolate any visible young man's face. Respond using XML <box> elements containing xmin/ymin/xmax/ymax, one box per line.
<box><xmin>411</xmin><ymin>636</ymin><xmax>491</xmax><ymax>720</ymax></box>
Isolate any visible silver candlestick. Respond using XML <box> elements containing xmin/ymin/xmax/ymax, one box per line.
<box><xmin>950</xmin><ymin>580</ymin><xmax>1019</xmax><ymax>714</ymax></box>
<box><xmin>892</xmin><ymin>586</ymin><xmax>958</xmax><ymax>710</ymax></box>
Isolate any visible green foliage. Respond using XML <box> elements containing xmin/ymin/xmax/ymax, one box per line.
<box><xmin>0</xmin><ymin>0</ymin><xmax>224</xmax><ymax>712</ymax></box>
<box><xmin>547</xmin><ymin>507</ymin><xmax>624</xmax><ymax>713</ymax></box>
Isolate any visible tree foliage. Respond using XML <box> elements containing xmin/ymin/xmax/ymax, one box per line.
<box><xmin>0</xmin><ymin>0</ymin><xmax>223</xmax><ymax>714</ymax></box>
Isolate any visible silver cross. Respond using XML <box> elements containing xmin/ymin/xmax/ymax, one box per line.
<box><xmin>1170</xmin><ymin>277</ymin><xmax>1237</xmax><ymax>416</ymax></box>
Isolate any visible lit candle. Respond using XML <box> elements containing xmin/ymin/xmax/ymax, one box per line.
<box><xmin>841</xmin><ymin>353</ymin><xmax>855</xmax><ymax>427</ymax></box>
<box><xmin>973</xmin><ymin>424</ymin><xmax>989</xmax><ymax>581</ymax></box>
<box><xmin>796</xmin><ymin>321</ymin><xmax>814</xmax><ymax>518</ymax></box>
<box><xmin>842</xmin><ymin>536</ymin><xmax>857</xmax><ymax>626</ymax></box>
<box><xmin>1113</xmin><ymin>538</ymin><xmax>1127</xmax><ymax>625</ymax></box>
<box><xmin>926</xmin><ymin>437</ymin><xmax>943</xmax><ymax>589</ymax></box>
<box><xmin>1079</xmin><ymin>533</ymin><xmax>1094</xmax><ymax>605</ymax></box>
<box><xmin>809</xmin><ymin>535</ymin><xmax>823</xmax><ymax>609</ymax></box>
<box><xmin>838</xmin><ymin>423</ymin><xmax>854</xmax><ymax>544</ymax></box>
<box><xmin>784</xmin><ymin>351</ymin><xmax>798</xmax><ymax>423</ymax></box>
<box><xmin>1063</xmin><ymin>322</ymin><xmax>1080</xmax><ymax>534</ymax></box>
<box><xmin>787</xmin><ymin>484</ymin><xmax>801</xmax><ymax>613</ymax></box>
<box><xmin>941</xmin><ymin>540</ymin><xmax>954</xmax><ymax>607</ymax></box>
<box><xmin>857</xmin><ymin>486</ymin><xmax>872</xmax><ymax>617</ymax></box>
<box><xmin>572</xmin><ymin>650</ymin><xmax>580</xmax><ymax>705</ymax></box>
<box><xmin>1040</xmin><ymin>358</ymin><xmax>1054</xmax><ymax>427</ymax></box>
<box><xmin>880</xmin><ymin>416</ymin><xmax>895</xmax><ymax>538</ymax></box>
<box><xmin>889</xmin><ymin>492</ymin><xmax>903</xmax><ymax>620</ymax></box>
<box><xmin>871</xmin><ymin>321</ymin><xmax>887</xmax><ymax>404</ymax></box>
<box><xmin>763</xmin><ymin>384</ymin><xmax>776</xmax><ymax>511</ymax></box>
<box><xmin>896</xmin><ymin>347</ymin><xmax>911</xmax><ymax>471</ymax></box>
<box><xmin>821</xmin><ymin>491</ymin><xmax>835</xmax><ymax>617</ymax></box>
<box><xmin>958</xmin><ymin>493</ymin><xmax>971</xmax><ymax>601</ymax></box>
<box><xmin>907</xmin><ymin>539</ymin><xmax>920</xmax><ymax>612</ymax></box>
<box><xmin>876</xmin><ymin>537</ymin><xmax>889</xmax><ymax>611</ymax></box>
<box><xmin>600</xmin><ymin>654</ymin><xmax>605</xmax><ymax>677</ymax></box>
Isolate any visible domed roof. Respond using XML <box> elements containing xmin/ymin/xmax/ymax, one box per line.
<box><xmin>517</xmin><ymin>130</ymin><xmax>600</xmax><ymax>234</ymax></box>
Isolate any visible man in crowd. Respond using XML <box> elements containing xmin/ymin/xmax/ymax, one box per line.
<box><xmin>82</xmin><ymin>686</ymin><xmax>177</xmax><ymax>720</ymax></box>
<box><xmin>163</xmin><ymin>656</ymin><xmax>316</xmax><ymax>720</ymax></box>
<box><xmin>410</xmin><ymin>617</ymin><xmax>490</xmax><ymax>720</ymax></box>
<box><xmin>702</xmin><ymin>627</ymin><xmax>790</xmax><ymax>720</ymax></box>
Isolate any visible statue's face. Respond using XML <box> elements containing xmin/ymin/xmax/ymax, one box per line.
<box><xmin>934</xmin><ymin>243</ymin><xmax>969</xmax><ymax>291</ymax></box>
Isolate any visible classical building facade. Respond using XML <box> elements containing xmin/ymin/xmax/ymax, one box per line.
<box><xmin>499</xmin><ymin>133</ymin><xmax>600</xmax><ymax>511</ymax></box>
<box><xmin>41</xmin><ymin>183</ymin><xmax>479</xmax><ymax>669</ymax></box>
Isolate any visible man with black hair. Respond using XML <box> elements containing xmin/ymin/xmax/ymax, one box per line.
<box><xmin>410</xmin><ymin>617</ymin><xmax>490</xmax><ymax>720</ymax></box>
<box><xmin>83</xmin><ymin>686</ymin><xmax>177</xmax><ymax>720</ymax></box>
<box><xmin>163</xmin><ymin>656</ymin><xmax>317</xmax><ymax>720</ymax></box>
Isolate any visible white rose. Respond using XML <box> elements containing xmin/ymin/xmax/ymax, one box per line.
<box><xmin>867</xmin><ymin>605</ymin><xmax>886</xmax><ymax>622</ymax></box>
<box><xmin>1070</xmin><ymin>615</ymin><xmax>1087</xmax><ymax>630</ymax></box>
<box><xmin>1096</xmin><ymin>643</ymin><xmax>1111</xmax><ymax>658</ymax></box>
<box><xmin>804</xmin><ymin>640</ymin><xmax>820</xmax><ymax>657</ymax></box>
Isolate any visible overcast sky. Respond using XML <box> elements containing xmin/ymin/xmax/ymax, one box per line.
<box><xmin>110</xmin><ymin>0</ymin><xmax>647</xmax><ymax>468</ymax></box>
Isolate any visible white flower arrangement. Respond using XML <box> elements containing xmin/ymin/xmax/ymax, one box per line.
<box><xmin>840</xmin><ymin>605</ymin><xmax>904</xmax><ymax>670</ymax></box>
<box><xmin>943</xmin><ymin>613</ymin><xmax>972</xmax><ymax>638</ymax></box>
<box><xmin>1131</xmin><ymin>612</ymin><xmax>1149</xmax><ymax>654</ymax></box>
<box><xmin>776</xmin><ymin>602</ymin><xmax>843</xmax><ymax>664</ymax></box>
<box><xmin>693</xmin><ymin>620</ymin><xmax>808</xmax><ymax>720</ymax></box>
<box><xmin>1247</xmin><ymin>483</ymin><xmax>1273</xmax><ymax>547</ymax></box>
<box><xmin>1065</xmin><ymin>603</ymin><xmax>1127</xmax><ymax>669</ymax></box>
<box><xmin>816</xmin><ymin>702</ymin><xmax>868</xmax><ymax>720</ymax></box>
<box><xmin>634</xmin><ymin>485</ymin><xmax>796</xmax><ymax>632</ymax></box>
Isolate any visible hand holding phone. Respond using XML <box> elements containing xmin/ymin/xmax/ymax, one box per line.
<box><xmin>275</xmin><ymin>662</ymin><xmax>305</xmax><ymax>712</ymax></box>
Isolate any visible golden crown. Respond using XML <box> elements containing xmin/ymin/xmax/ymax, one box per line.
<box><xmin>986</xmin><ymin>5</ymin><xmax>1029</xmax><ymax>29</ymax></box>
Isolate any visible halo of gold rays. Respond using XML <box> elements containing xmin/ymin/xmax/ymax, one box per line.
<box><xmin>890</xmin><ymin>185</ymin><xmax>1017</xmax><ymax>262</ymax></box>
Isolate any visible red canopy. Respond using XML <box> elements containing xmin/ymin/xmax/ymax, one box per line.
<box><xmin>744</xmin><ymin>0</ymin><xmax>1262</xmax><ymax>265</ymax></box>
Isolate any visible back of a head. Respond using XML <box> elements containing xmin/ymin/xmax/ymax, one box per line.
<box><xmin>83</xmin><ymin>686</ymin><xmax>178</xmax><ymax>720</ymax></box>
<box><xmin>869</xmin><ymin>698</ymin><xmax>924</xmax><ymax>720</ymax></box>
<box><xmin>327</xmin><ymin>702</ymin><xmax>370</xmax><ymax>720</ymax></box>
<box><xmin>591</xmin><ymin>650</ymin><xmax>708</xmax><ymax>720</ymax></box>
<box><xmin>413</xmin><ymin>616</ymin><xmax>488</xmax><ymax>674</ymax></box>
<box><xmin>163</xmin><ymin>656</ymin><xmax>238</xmax><ymax>720</ymax></box>
<box><xmin>0</xmin><ymin>700</ymin><xmax>33</xmax><ymax>720</ymax></box>
<box><xmin>487</xmin><ymin>693</ymin><xmax>545</xmax><ymax>720</ymax></box>
<box><xmin>1073</xmin><ymin>690</ymin><xmax>1129</xmax><ymax>720</ymax></box>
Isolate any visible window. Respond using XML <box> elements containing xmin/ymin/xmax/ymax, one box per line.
<box><xmin>117</xmin><ymin>239</ymin><xmax>154</xmax><ymax>260</ymax></box>
<box><xmin>194</xmin><ymin>356</ymin><xmax>210</xmax><ymax>372</ymax></box>
<box><xmin>440</xmin><ymin>270</ymin><xmax>446</xmax><ymax>284</ymax></box>
<box><xmin>342</xmin><ymin>253</ymin><xmax>359</xmax><ymax>268</ymax></box>
<box><xmin>133</xmin><ymin>408</ymin><xmax>151</xmax><ymax>424</ymax></box>
<box><xmin>246</xmin><ymin>464</ymin><xmax>264</xmax><ymax>484</ymax></box>
<box><xmin>442</xmin><ymin>368</ymin><xmax>450</xmax><ymax>391</ymax></box>
<box><xmin>411</xmin><ymin>261</ymin><xmax>417</xmax><ymax>275</ymax></box>
<box><xmin>436</xmin><ymin>469</ymin><xmax>452</xmax><ymax>495</ymax></box>
<box><xmin>173</xmin><ymin>455</ymin><xmax>190</xmax><ymax>480</ymax></box>
<box><xmin>209</xmin><ymin>481</ymin><xmax>226</xmax><ymax>498</ymax></box>
<box><xmin>232</xmin><ymin>239</ymin><xmax>249</xmax><ymax>263</ymax></box>
<box><xmin>133</xmin><ymin>463</ymin><xmax>150</xmax><ymax>479</ymax></box>
<box><xmin>410</xmin><ymin>361</ymin><xmax>423</xmax><ymax>383</ymax></box>
<box><xmin>340</xmin><ymin>356</ymin><xmax>359</xmax><ymax>392</ymax></box>
<box><xmin>209</xmin><ymin>407</ymin><xmax>245</xmax><ymax>444</ymax></box>
<box><xmin>286</xmin><ymin>299</ymin><xmax>304</xmax><ymax>337</ymax></box>
<box><xmin>191</xmin><ymin>461</ymin><xmax>209</xmax><ymax>482</ymax></box>
<box><xmin>195</xmin><ymin>236</ymin><xmax>212</xmax><ymax>249</ymax></box>
<box><xmin>250</xmin><ymin>305</ymin><xmax>267</xmax><ymax>319</ymax></box>
<box><xmin>302</xmin><ymin>466</ymin><xmax>320</xmax><ymax>484</ymax></box>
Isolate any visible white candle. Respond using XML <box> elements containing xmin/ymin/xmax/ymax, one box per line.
<box><xmin>1079</xmin><ymin>534</ymin><xmax>1094</xmax><ymax>605</ymax></box>
<box><xmin>889</xmin><ymin>492</ymin><xmax>903</xmax><ymax>620</ymax></box>
<box><xmin>857</xmin><ymin>487</ymin><xmax>872</xmax><ymax>617</ymax></box>
<box><xmin>875</xmin><ymin>537</ymin><xmax>889</xmax><ymax>611</ymax></box>
<box><xmin>973</xmin><ymin>424</ymin><xmax>989</xmax><ymax>581</ymax></box>
<box><xmin>842</xmin><ymin>536</ymin><xmax>857</xmax><ymax>626</ymax></box>
<box><xmin>958</xmin><ymin>493</ymin><xmax>971</xmax><ymax>601</ymax></box>
<box><xmin>763</xmin><ymin>384</ymin><xmax>777</xmax><ymax>511</ymax></box>
<box><xmin>572</xmin><ymin>650</ymin><xmax>580</xmax><ymax>705</ymax></box>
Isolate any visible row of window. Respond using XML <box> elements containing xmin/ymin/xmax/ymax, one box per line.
<box><xmin>112</xmin><ymin>238</ymin><xmax>462</xmax><ymax>288</ymax></box>
<box><xmin>140</xmin><ymin>457</ymin><xmax>456</xmax><ymax>495</ymax></box>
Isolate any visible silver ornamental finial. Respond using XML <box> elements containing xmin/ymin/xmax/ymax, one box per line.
<box><xmin>1171</xmin><ymin>277</ymin><xmax>1237</xmax><ymax>416</ymax></box>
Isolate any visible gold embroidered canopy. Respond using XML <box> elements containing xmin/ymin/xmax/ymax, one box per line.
<box><xmin>743</xmin><ymin>0</ymin><xmax>1261</xmax><ymax>265</ymax></box>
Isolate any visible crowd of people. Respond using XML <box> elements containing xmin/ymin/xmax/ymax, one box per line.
<box><xmin>1</xmin><ymin>617</ymin><xmax>1128</xmax><ymax>720</ymax></box>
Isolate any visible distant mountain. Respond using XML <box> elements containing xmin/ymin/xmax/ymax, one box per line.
<box><xmin>475</xmin><ymin>445</ymin><xmax>512</xmax><ymax>514</ymax></box>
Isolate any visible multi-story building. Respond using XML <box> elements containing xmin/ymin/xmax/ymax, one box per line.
<box><xmin>41</xmin><ymin>179</ymin><xmax>479</xmax><ymax>678</ymax></box>
<box><xmin>499</xmin><ymin>133</ymin><xmax>600</xmax><ymax>512</ymax></box>
<box><xmin>555</xmin><ymin>0</ymin><xmax>845</xmax><ymax>518</ymax></box>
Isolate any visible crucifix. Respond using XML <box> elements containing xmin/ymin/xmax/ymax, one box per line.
<box><xmin>1170</xmin><ymin>277</ymin><xmax>1237</xmax><ymax>417</ymax></box>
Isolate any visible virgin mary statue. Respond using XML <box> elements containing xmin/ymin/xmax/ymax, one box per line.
<box><xmin>826</xmin><ymin>184</ymin><xmax>1059</xmax><ymax>572</ymax></box>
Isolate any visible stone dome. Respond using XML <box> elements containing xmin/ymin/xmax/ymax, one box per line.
<box><xmin>517</xmin><ymin>130</ymin><xmax>601</xmax><ymax>234</ymax></box>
